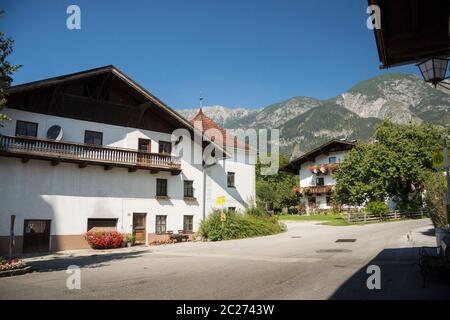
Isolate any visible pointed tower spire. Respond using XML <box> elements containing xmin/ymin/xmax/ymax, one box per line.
<box><xmin>199</xmin><ymin>94</ymin><xmax>204</xmax><ymax>114</ymax></box>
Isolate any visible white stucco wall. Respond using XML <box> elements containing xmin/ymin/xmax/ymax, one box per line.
<box><xmin>205</xmin><ymin>151</ymin><xmax>256</xmax><ymax>214</ymax></box>
<box><xmin>0</xmin><ymin>108</ymin><xmax>256</xmax><ymax>242</ymax></box>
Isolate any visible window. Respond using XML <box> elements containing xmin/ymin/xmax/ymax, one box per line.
<box><xmin>156</xmin><ymin>215</ymin><xmax>167</xmax><ymax>234</ymax></box>
<box><xmin>183</xmin><ymin>215</ymin><xmax>194</xmax><ymax>233</ymax></box>
<box><xmin>84</xmin><ymin>130</ymin><xmax>103</xmax><ymax>146</ymax></box>
<box><xmin>138</xmin><ymin>138</ymin><xmax>151</xmax><ymax>152</ymax></box>
<box><xmin>87</xmin><ymin>218</ymin><xmax>118</xmax><ymax>231</ymax></box>
<box><xmin>227</xmin><ymin>172</ymin><xmax>235</xmax><ymax>188</ymax></box>
<box><xmin>329</xmin><ymin>157</ymin><xmax>337</xmax><ymax>164</ymax></box>
<box><xmin>228</xmin><ymin>207</ymin><xmax>236</xmax><ymax>213</ymax></box>
<box><xmin>316</xmin><ymin>177</ymin><xmax>324</xmax><ymax>186</ymax></box>
<box><xmin>16</xmin><ymin>120</ymin><xmax>38</xmax><ymax>137</ymax></box>
<box><xmin>308</xmin><ymin>197</ymin><xmax>316</xmax><ymax>206</ymax></box>
<box><xmin>159</xmin><ymin>141</ymin><xmax>172</xmax><ymax>154</ymax></box>
<box><xmin>184</xmin><ymin>180</ymin><xmax>194</xmax><ymax>198</ymax></box>
<box><xmin>156</xmin><ymin>179</ymin><xmax>168</xmax><ymax>197</ymax></box>
<box><xmin>326</xmin><ymin>196</ymin><xmax>332</xmax><ymax>207</ymax></box>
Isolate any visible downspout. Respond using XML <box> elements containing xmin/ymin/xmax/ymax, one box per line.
<box><xmin>202</xmin><ymin>168</ymin><xmax>207</xmax><ymax>220</ymax></box>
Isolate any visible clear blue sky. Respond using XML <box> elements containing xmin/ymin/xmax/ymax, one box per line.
<box><xmin>2</xmin><ymin>0</ymin><xmax>418</xmax><ymax>109</ymax></box>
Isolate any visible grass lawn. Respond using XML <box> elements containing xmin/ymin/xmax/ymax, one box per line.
<box><xmin>277</xmin><ymin>214</ymin><xmax>350</xmax><ymax>226</ymax></box>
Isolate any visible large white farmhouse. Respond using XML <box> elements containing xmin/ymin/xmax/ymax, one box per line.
<box><xmin>283</xmin><ymin>140</ymin><xmax>356</xmax><ymax>212</ymax></box>
<box><xmin>0</xmin><ymin>66</ymin><xmax>256</xmax><ymax>254</ymax></box>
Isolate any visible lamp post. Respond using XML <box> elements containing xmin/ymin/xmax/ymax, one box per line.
<box><xmin>417</xmin><ymin>57</ymin><xmax>449</xmax><ymax>87</ymax></box>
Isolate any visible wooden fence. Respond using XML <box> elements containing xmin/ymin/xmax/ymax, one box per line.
<box><xmin>346</xmin><ymin>209</ymin><xmax>427</xmax><ymax>224</ymax></box>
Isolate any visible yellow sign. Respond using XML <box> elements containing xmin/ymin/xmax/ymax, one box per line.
<box><xmin>220</xmin><ymin>212</ymin><xmax>227</xmax><ymax>222</ymax></box>
<box><xmin>432</xmin><ymin>149</ymin><xmax>449</xmax><ymax>169</ymax></box>
<box><xmin>216</xmin><ymin>196</ymin><xmax>226</xmax><ymax>206</ymax></box>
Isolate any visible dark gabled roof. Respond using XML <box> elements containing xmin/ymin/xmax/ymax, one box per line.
<box><xmin>281</xmin><ymin>139</ymin><xmax>357</xmax><ymax>174</ymax></box>
<box><xmin>8</xmin><ymin>65</ymin><xmax>230</xmax><ymax>158</ymax></box>
<box><xmin>369</xmin><ymin>0</ymin><xmax>450</xmax><ymax>69</ymax></box>
<box><xmin>9</xmin><ymin>65</ymin><xmax>193</xmax><ymax>130</ymax></box>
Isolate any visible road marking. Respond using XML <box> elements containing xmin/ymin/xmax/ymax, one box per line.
<box><xmin>152</xmin><ymin>251</ymin><xmax>321</xmax><ymax>263</ymax></box>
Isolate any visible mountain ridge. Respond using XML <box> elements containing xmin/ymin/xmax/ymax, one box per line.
<box><xmin>177</xmin><ymin>73</ymin><xmax>450</xmax><ymax>157</ymax></box>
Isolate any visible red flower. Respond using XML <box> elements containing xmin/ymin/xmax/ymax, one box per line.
<box><xmin>84</xmin><ymin>231</ymin><xmax>124</xmax><ymax>249</ymax></box>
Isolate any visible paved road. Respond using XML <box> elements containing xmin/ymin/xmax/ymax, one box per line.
<box><xmin>1</xmin><ymin>219</ymin><xmax>449</xmax><ymax>299</ymax></box>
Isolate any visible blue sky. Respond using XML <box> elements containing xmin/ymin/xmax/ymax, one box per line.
<box><xmin>2</xmin><ymin>0</ymin><xmax>418</xmax><ymax>109</ymax></box>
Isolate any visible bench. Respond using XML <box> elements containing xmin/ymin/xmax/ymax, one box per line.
<box><xmin>168</xmin><ymin>230</ymin><xmax>190</xmax><ymax>243</ymax></box>
<box><xmin>418</xmin><ymin>241</ymin><xmax>450</xmax><ymax>288</ymax></box>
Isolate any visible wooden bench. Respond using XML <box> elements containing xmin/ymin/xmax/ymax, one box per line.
<box><xmin>418</xmin><ymin>242</ymin><xmax>450</xmax><ymax>288</ymax></box>
<box><xmin>168</xmin><ymin>230</ymin><xmax>190</xmax><ymax>242</ymax></box>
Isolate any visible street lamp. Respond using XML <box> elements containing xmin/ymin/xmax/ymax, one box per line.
<box><xmin>417</xmin><ymin>57</ymin><xmax>449</xmax><ymax>87</ymax></box>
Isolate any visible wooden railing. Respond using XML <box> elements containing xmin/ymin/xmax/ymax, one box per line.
<box><xmin>0</xmin><ymin>135</ymin><xmax>181</xmax><ymax>171</ymax></box>
<box><xmin>346</xmin><ymin>210</ymin><xmax>428</xmax><ymax>224</ymax></box>
<box><xmin>305</xmin><ymin>185</ymin><xmax>333</xmax><ymax>194</ymax></box>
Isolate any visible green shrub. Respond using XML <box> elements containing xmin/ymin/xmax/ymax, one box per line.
<box><xmin>125</xmin><ymin>233</ymin><xmax>136</xmax><ymax>245</ymax></box>
<box><xmin>199</xmin><ymin>210</ymin><xmax>286</xmax><ymax>241</ymax></box>
<box><xmin>365</xmin><ymin>201</ymin><xmax>390</xmax><ymax>218</ymax></box>
<box><xmin>423</xmin><ymin>172</ymin><xmax>448</xmax><ymax>228</ymax></box>
<box><xmin>245</xmin><ymin>206</ymin><xmax>270</xmax><ymax>217</ymax></box>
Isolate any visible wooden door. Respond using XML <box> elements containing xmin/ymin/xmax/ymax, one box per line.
<box><xmin>133</xmin><ymin>213</ymin><xmax>147</xmax><ymax>244</ymax></box>
<box><xmin>23</xmin><ymin>219</ymin><xmax>51</xmax><ymax>253</ymax></box>
<box><xmin>138</xmin><ymin>139</ymin><xmax>151</xmax><ymax>164</ymax></box>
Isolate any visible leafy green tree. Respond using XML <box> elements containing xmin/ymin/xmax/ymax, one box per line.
<box><xmin>256</xmin><ymin>154</ymin><xmax>298</xmax><ymax>211</ymax></box>
<box><xmin>0</xmin><ymin>11</ymin><xmax>21</xmax><ymax>122</ymax></box>
<box><xmin>334</xmin><ymin>120</ymin><xmax>445</xmax><ymax>206</ymax></box>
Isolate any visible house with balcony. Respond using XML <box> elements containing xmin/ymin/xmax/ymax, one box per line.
<box><xmin>0</xmin><ymin>65</ymin><xmax>256</xmax><ymax>254</ymax></box>
<box><xmin>282</xmin><ymin>139</ymin><xmax>356</xmax><ymax>212</ymax></box>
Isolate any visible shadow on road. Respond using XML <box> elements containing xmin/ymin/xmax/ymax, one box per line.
<box><xmin>420</xmin><ymin>228</ymin><xmax>435</xmax><ymax>237</ymax></box>
<box><xmin>330</xmin><ymin>247</ymin><xmax>450</xmax><ymax>299</ymax></box>
<box><xmin>27</xmin><ymin>250</ymin><xmax>147</xmax><ymax>272</ymax></box>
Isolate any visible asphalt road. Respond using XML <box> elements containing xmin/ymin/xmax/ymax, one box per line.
<box><xmin>1</xmin><ymin>219</ymin><xmax>449</xmax><ymax>299</ymax></box>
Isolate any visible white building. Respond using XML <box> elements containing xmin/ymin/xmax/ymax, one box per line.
<box><xmin>283</xmin><ymin>140</ymin><xmax>356</xmax><ymax>212</ymax></box>
<box><xmin>0</xmin><ymin>66</ymin><xmax>256</xmax><ymax>254</ymax></box>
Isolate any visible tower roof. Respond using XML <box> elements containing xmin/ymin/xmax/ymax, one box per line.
<box><xmin>191</xmin><ymin>109</ymin><xmax>250</xmax><ymax>151</ymax></box>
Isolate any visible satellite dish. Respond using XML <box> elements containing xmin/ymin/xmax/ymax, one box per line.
<box><xmin>47</xmin><ymin>125</ymin><xmax>63</xmax><ymax>141</ymax></box>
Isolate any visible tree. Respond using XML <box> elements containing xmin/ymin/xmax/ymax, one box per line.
<box><xmin>256</xmin><ymin>153</ymin><xmax>298</xmax><ymax>211</ymax></box>
<box><xmin>334</xmin><ymin>120</ymin><xmax>445</xmax><ymax>206</ymax></box>
<box><xmin>0</xmin><ymin>11</ymin><xmax>21</xmax><ymax>122</ymax></box>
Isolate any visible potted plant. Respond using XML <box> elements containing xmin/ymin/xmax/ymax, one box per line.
<box><xmin>320</xmin><ymin>164</ymin><xmax>328</xmax><ymax>174</ymax></box>
<box><xmin>125</xmin><ymin>233</ymin><xmax>136</xmax><ymax>247</ymax></box>
<box><xmin>328</xmin><ymin>163</ymin><xmax>339</xmax><ymax>173</ymax></box>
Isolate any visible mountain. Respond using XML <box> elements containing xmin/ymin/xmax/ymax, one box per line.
<box><xmin>177</xmin><ymin>105</ymin><xmax>260</xmax><ymax>128</ymax></box>
<box><xmin>177</xmin><ymin>73</ymin><xmax>450</xmax><ymax>157</ymax></box>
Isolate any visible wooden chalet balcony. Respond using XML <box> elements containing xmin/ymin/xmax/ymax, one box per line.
<box><xmin>0</xmin><ymin>135</ymin><xmax>182</xmax><ymax>174</ymax></box>
<box><xmin>307</xmin><ymin>185</ymin><xmax>333</xmax><ymax>194</ymax></box>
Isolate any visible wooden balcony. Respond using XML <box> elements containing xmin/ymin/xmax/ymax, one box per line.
<box><xmin>306</xmin><ymin>185</ymin><xmax>333</xmax><ymax>194</ymax></box>
<box><xmin>0</xmin><ymin>135</ymin><xmax>182</xmax><ymax>175</ymax></box>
